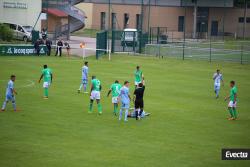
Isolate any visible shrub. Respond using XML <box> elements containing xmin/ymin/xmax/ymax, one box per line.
<box><xmin>0</xmin><ymin>23</ymin><xmax>13</xmax><ymax>41</ymax></box>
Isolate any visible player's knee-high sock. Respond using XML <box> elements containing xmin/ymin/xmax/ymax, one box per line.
<box><xmin>135</xmin><ymin>109</ymin><xmax>139</xmax><ymax>119</ymax></box>
<box><xmin>216</xmin><ymin>89</ymin><xmax>219</xmax><ymax>97</ymax></box>
<box><xmin>2</xmin><ymin>100</ymin><xmax>7</xmax><ymax>110</ymax></box>
<box><xmin>114</xmin><ymin>104</ymin><xmax>118</xmax><ymax>114</ymax></box>
<box><xmin>233</xmin><ymin>108</ymin><xmax>237</xmax><ymax>119</ymax></box>
<box><xmin>44</xmin><ymin>88</ymin><xmax>49</xmax><ymax>97</ymax></box>
<box><xmin>139</xmin><ymin>108</ymin><xmax>143</xmax><ymax>116</ymax></box>
<box><xmin>228</xmin><ymin>108</ymin><xmax>233</xmax><ymax>118</ymax></box>
<box><xmin>89</xmin><ymin>101</ymin><xmax>93</xmax><ymax>112</ymax></box>
<box><xmin>125</xmin><ymin>109</ymin><xmax>128</xmax><ymax>121</ymax></box>
<box><xmin>119</xmin><ymin>109</ymin><xmax>123</xmax><ymax>120</ymax></box>
<box><xmin>98</xmin><ymin>103</ymin><xmax>102</xmax><ymax>114</ymax></box>
<box><xmin>12</xmin><ymin>101</ymin><xmax>16</xmax><ymax>111</ymax></box>
<box><xmin>83</xmin><ymin>84</ymin><xmax>87</xmax><ymax>92</ymax></box>
<box><xmin>79</xmin><ymin>84</ymin><xmax>83</xmax><ymax>90</ymax></box>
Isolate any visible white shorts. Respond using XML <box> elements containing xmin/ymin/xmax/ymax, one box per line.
<box><xmin>43</xmin><ymin>82</ymin><xmax>50</xmax><ymax>88</ymax></box>
<box><xmin>228</xmin><ymin>101</ymin><xmax>237</xmax><ymax>108</ymax></box>
<box><xmin>90</xmin><ymin>91</ymin><xmax>100</xmax><ymax>100</ymax></box>
<box><xmin>112</xmin><ymin>97</ymin><xmax>119</xmax><ymax>103</ymax></box>
<box><xmin>135</xmin><ymin>81</ymin><xmax>141</xmax><ymax>86</ymax></box>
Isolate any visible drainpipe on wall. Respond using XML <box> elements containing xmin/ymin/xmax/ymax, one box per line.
<box><xmin>193</xmin><ymin>0</ymin><xmax>197</xmax><ymax>39</ymax></box>
<box><xmin>243</xmin><ymin>0</ymin><xmax>247</xmax><ymax>39</ymax></box>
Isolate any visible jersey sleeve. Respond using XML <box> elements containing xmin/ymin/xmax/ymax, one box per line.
<box><xmin>9</xmin><ymin>82</ymin><xmax>14</xmax><ymax>89</ymax></box>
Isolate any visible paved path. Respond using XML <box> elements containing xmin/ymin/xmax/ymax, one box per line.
<box><xmin>64</xmin><ymin>36</ymin><xmax>96</xmax><ymax>57</ymax></box>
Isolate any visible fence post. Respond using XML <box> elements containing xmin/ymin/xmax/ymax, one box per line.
<box><xmin>209</xmin><ymin>35</ymin><xmax>212</xmax><ymax>62</ymax></box>
<box><xmin>241</xmin><ymin>44</ymin><xmax>243</xmax><ymax>65</ymax></box>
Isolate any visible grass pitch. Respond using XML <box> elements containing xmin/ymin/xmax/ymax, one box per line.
<box><xmin>0</xmin><ymin>55</ymin><xmax>250</xmax><ymax>167</ymax></box>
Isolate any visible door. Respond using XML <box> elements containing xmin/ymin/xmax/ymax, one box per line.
<box><xmin>211</xmin><ymin>21</ymin><xmax>218</xmax><ymax>36</ymax></box>
<box><xmin>17</xmin><ymin>25</ymin><xmax>26</xmax><ymax>40</ymax></box>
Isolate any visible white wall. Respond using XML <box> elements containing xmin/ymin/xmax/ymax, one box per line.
<box><xmin>0</xmin><ymin>0</ymin><xmax>42</xmax><ymax>31</ymax></box>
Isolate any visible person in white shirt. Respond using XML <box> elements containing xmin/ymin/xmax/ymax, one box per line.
<box><xmin>213</xmin><ymin>69</ymin><xmax>224</xmax><ymax>99</ymax></box>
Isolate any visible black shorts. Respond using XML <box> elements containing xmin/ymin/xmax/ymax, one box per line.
<box><xmin>135</xmin><ymin>99</ymin><xmax>144</xmax><ymax>109</ymax></box>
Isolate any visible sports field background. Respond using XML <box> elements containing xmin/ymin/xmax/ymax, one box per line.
<box><xmin>0</xmin><ymin>55</ymin><xmax>250</xmax><ymax>167</ymax></box>
<box><xmin>145</xmin><ymin>40</ymin><xmax>250</xmax><ymax>63</ymax></box>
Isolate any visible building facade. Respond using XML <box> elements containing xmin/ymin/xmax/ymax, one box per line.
<box><xmin>0</xmin><ymin>0</ymin><xmax>43</xmax><ymax>31</ymax></box>
<box><xmin>78</xmin><ymin>2</ymin><xmax>250</xmax><ymax>39</ymax></box>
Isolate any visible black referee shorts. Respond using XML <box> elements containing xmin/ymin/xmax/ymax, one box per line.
<box><xmin>135</xmin><ymin>99</ymin><xmax>144</xmax><ymax>109</ymax></box>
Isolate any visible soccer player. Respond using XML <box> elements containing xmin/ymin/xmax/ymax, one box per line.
<box><xmin>225</xmin><ymin>81</ymin><xmax>238</xmax><ymax>120</ymax></box>
<box><xmin>38</xmin><ymin>65</ymin><xmax>53</xmax><ymax>99</ymax></box>
<box><xmin>213</xmin><ymin>69</ymin><xmax>224</xmax><ymax>98</ymax></box>
<box><xmin>78</xmin><ymin>61</ymin><xmax>89</xmax><ymax>93</ymax></box>
<box><xmin>1</xmin><ymin>75</ymin><xmax>17</xmax><ymax>111</ymax></box>
<box><xmin>133</xmin><ymin>82</ymin><xmax>145</xmax><ymax>120</ymax></box>
<box><xmin>107</xmin><ymin>80</ymin><xmax>122</xmax><ymax>115</ymax></box>
<box><xmin>89</xmin><ymin>76</ymin><xmax>102</xmax><ymax>114</ymax></box>
<box><xmin>134</xmin><ymin>66</ymin><xmax>144</xmax><ymax>88</ymax></box>
<box><xmin>118</xmin><ymin>81</ymin><xmax>131</xmax><ymax>122</ymax></box>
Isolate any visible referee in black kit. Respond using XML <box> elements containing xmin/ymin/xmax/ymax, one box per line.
<box><xmin>133</xmin><ymin>82</ymin><xmax>145</xmax><ymax>120</ymax></box>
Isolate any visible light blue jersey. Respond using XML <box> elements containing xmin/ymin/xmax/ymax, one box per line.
<box><xmin>213</xmin><ymin>73</ymin><xmax>223</xmax><ymax>86</ymax></box>
<box><xmin>82</xmin><ymin>65</ymin><xmax>88</xmax><ymax>80</ymax></box>
<box><xmin>6</xmin><ymin>80</ymin><xmax>14</xmax><ymax>96</ymax></box>
<box><xmin>2</xmin><ymin>79</ymin><xmax>16</xmax><ymax>111</ymax></box>
<box><xmin>119</xmin><ymin>86</ymin><xmax>130</xmax><ymax>104</ymax></box>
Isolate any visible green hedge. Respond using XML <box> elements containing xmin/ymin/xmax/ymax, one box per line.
<box><xmin>0</xmin><ymin>23</ymin><xmax>13</xmax><ymax>41</ymax></box>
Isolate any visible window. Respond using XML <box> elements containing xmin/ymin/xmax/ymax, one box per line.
<box><xmin>100</xmin><ymin>12</ymin><xmax>106</xmax><ymax>30</ymax></box>
<box><xmin>178</xmin><ymin>16</ymin><xmax>184</xmax><ymax>32</ymax></box>
<box><xmin>136</xmin><ymin>14</ymin><xmax>141</xmax><ymax>30</ymax></box>
<box><xmin>18</xmin><ymin>26</ymin><xmax>24</xmax><ymax>33</ymax></box>
<box><xmin>111</xmin><ymin>13</ymin><xmax>116</xmax><ymax>30</ymax></box>
<box><xmin>239</xmin><ymin>17</ymin><xmax>250</xmax><ymax>23</ymax></box>
<box><xmin>124</xmin><ymin>13</ymin><xmax>129</xmax><ymax>29</ymax></box>
<box><xmin>239</xmin><ymin>17</ymin><xmax>244</xmax><ymax>23</ymax></box>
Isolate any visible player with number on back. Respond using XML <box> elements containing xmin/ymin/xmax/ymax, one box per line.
<box><xmin>107</xmin><ymin>80</ymin><xmax>122</xmax><ymax>116</ymax></box>
<box><xmin>225</xmin><ymin>81</ymin><xmax>238</xmax><ymax>120</ymax></box>
<box><xmin>39</xmin><ymin>65</ymin><xmax>53</xmax><ymax>99</ymax></box>
<box><xmin>89</xmin><ymin>76</ymin><xmax>102</xmax><ymax>114</ymax></box>
<box><xmin>134</xmin><ymin>66</ymin><xmax>144</xmax><ymax>88</ymax></box>
<box><xmin>78</xmin><ymin>61</ymin><xmax>89</xmax><ymax>94</ymax></box>
<box><xmin>1</xmin><ymin>75</ymin><xmax>18</xmax><ymax>112</ymax></box>
<box><xmin>213</xmin><ymin>69</ymin><xmax>224</xmax><ymax>99</ymax></box>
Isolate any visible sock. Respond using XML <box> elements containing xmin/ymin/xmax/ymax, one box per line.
<box><xmin>119</xmin><ymin>109</ymin><xmax>123</xmax><ymax>120</ymax></box>
<box><xmin>139</xmin><ymin>109</ymin><xmax>143</xmax><ymax>116</ymax></box>
<box><xmin>2</xmin><ymin>100</ymin><xmax>7</xmax><ymax>110</ymax></box>
<box><xmin>79</xmin><ymin>84</ymin><xmax>83</xmax><ymax>90</ymax></box>
<box><xmin>216</xmin><ymin>90</ymin><xmax>219</xmax><ymax>97</ymax></box>
<box><xmin>89</xmin><ymin>101</ymin><xmax>93</xmax><ymax>112</ymax></box>
<box><xmin>233</xmin><ymin>108</ymin><xmax>237</xmax><ymax>119</ymax></box>
<box><xmin>114</xmin><ymin>104</ymin><xmax>118</xmax><ymax>114</ymax></box>
<box><xmin>125</xmin><ymin>109</ymin><xmax>128</xmax><ymax>121</ymax></box>
<box><xmin>228</xmin><ymin>108</ymin><xmax>234</xmax><ymax>118</ymax></box>
<box><xmin>83</xmin><ymin>84</ymin><xmax>87</xmax><ymax>92</ymax></box>
<box><xmin>135</xmin><ymin>109</ymin><xmax>139</xmax><ymax>119</ymax></box>
<box><xmin>12</xmin><ymin>101</ymin><xmax>16</xmax><ymax>111</ymax></box>
<box><xmin>44</xmin><ymin>88</ymin><xmax>49</xmax><ymax>97</ymax></box>
<box><xmin>98</xmin><ymin>103</ymin><xmax>102</xmax><ymax>114</ymax></box>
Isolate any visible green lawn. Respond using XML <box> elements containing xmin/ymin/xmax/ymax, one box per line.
<box><xmin>72</xmin><ymin>28</ymin><xmax>100</xmax><ymax>38</ymax></box>
<box><xmin>0</xmin><ymin>55</ymin><xmax>250</xmax><ymax>167</ymax></box>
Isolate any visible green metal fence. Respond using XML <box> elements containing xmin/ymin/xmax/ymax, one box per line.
<box><xmin>111</xmin><ymin>30</ymin><xmax>148</xmax><ymax>54</ymax></box>
<box><xmin>96</xmin><ymin>30</ymin><xmax>107</xmax><ymax>59</ymax></box>
<box><xmin>145</xmin><ymin>40</ymin><xmax>250</xmax><ymax>64</ymax></box>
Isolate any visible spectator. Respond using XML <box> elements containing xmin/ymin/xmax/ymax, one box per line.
<box><xmin>41</xmin><ymin>28</ymin><xmax>47</xmax><ymax>40</ymax></box>
<box><xmin>64</xmin><ymin>41</ymin><xmax>70</xmax><ymax>57</ymax></box>
<box><xmin>45</xmin><ymin>39</ymin><xmax>52</xmax><ymax>56</ymax></box>
<box><xmin>55</xmin><ymin>39</ymin><xmax>63</xmax><ymax>57</ymax></box>
<box><xmin>34</xmin><ymin>39</ymin><xmax>41</xmax><ymax>56</ymax></box>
